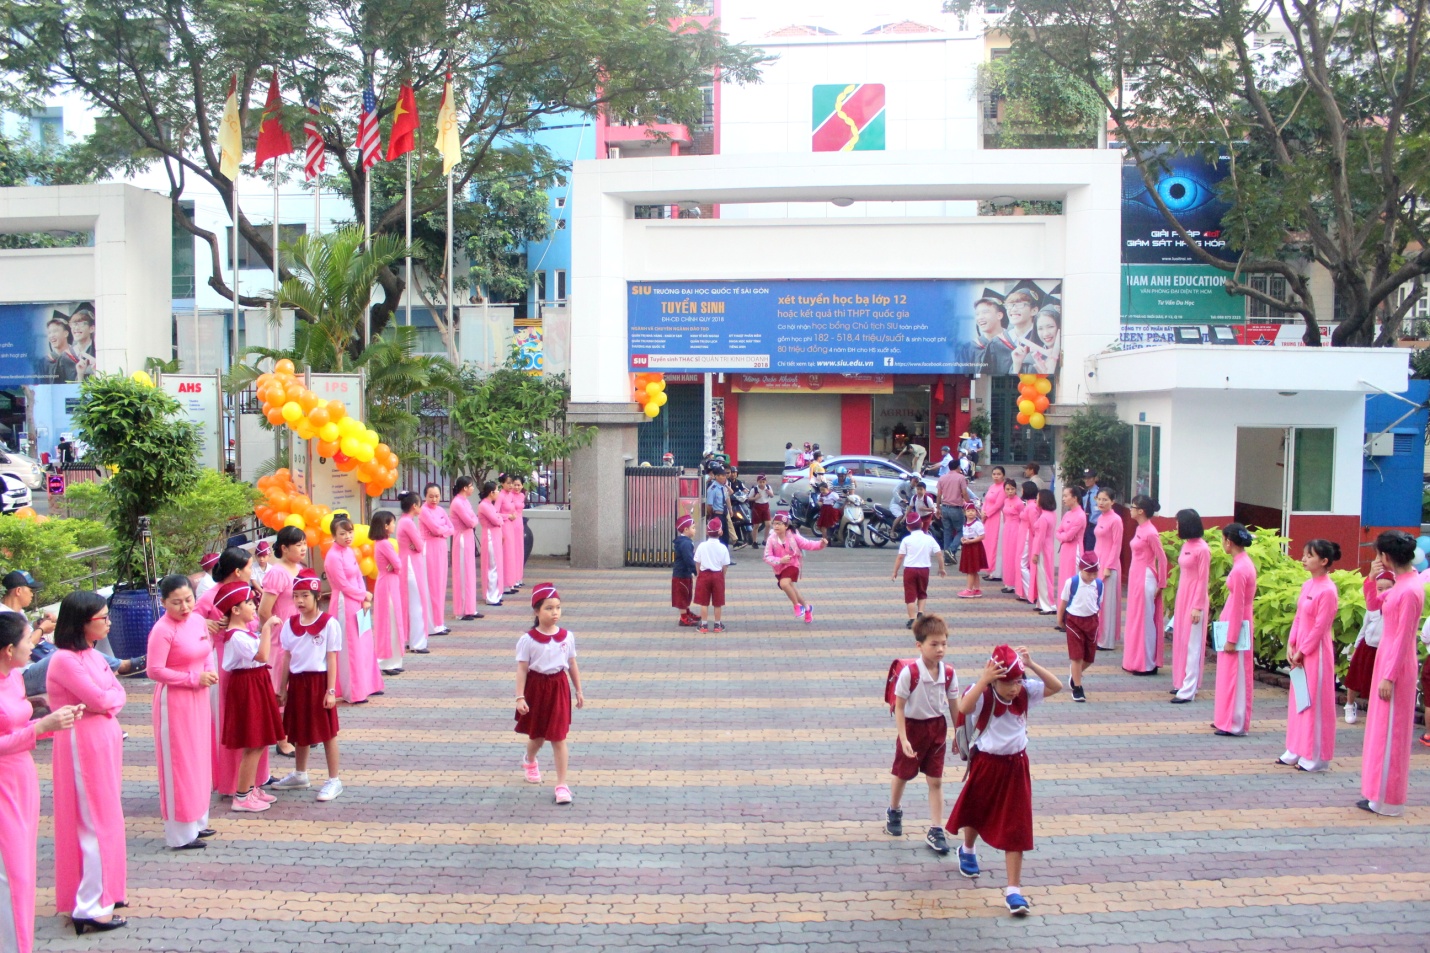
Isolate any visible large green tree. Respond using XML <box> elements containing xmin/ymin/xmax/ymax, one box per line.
<box><xmin>0</xmin><ymin>0</ymin><xmax>767</xmax><ymax>340</ymax></box>
<box><xmin>980</xmin><ymin>0</ymin><xmax>1430</xmax><ymax>345</ymax></box>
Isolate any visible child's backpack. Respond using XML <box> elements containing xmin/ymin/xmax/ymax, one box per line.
<box><xmin>951</xmin><ymin>686</ymin><xmax>996</xmax><ymax>761</ymax></box>
<box><xmin>1067</xmin><ymin>574</ymin><xmax>1104</xmax><ymax>606</ymax></box>
<box><xmin>883</xmin><ymin>658</ymin><xmax>953</xmax><ymax>715</ymax></box>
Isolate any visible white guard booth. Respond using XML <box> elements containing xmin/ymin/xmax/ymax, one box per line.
<box><xmin>1086</xmin><ymin>344</ymin><xmax>1410</xmax><ymax>564</ymax></box>
<box><xmin>568</xmin><ymin>150</ymin><xmax>1124</xmax><ymax>568</ymax></box>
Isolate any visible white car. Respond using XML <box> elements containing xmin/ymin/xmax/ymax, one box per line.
<box><xmin>0</xmin><ymin>451</ymin><xmax>45</xmax><ymax>490</ymax></box>
<box><xmin>779</xmin><ymin>455</ymin><xmax>938</xmax><ymax>509</ymax></box>
<box><xmin>0</xmin><ymin>472</ymin><xmax>33</xmax><ymax>514</ymax></box>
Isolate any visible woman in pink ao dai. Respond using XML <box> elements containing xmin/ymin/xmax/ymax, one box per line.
<box><xmin>501</xmin><ymin>475</ymin><xmax>526</xmax><ymax>593</ymax></box>
<box><xmin>370</xmin><ymin>512</ymin><xmax>406</xmax><ymax>675</ymax></box>
<box><xmin>1359</xmin><ymin>531</ymin><xmax>1425</xmax><ymax>816</ymax></box>
<box><xmin>325</xmin><ymin>517</ymin><xmax>382</xmax><ymax>703</ymax></box>
<box><xmin>46</xmin><ymin>591</ymin><xmax>129</xmax><ymax>928</ymax></box>
<box><xmin>478</xmin><ymin>481</ymin><xmax>508</xmax><ymax>605</ymax></box>
<box><xmin>448</xmin><ymin>477</ymin><xmax>481</xmax><ymax>620</ymax></box>
<box><xmin>397</xmin><ymin>492</ymin><xmax>433</xmax><ymax>652</ymax></box>
<box><xmin>420</xmin><ymin>483</ymin><xmax>455</xmax><ymax>633</ymax></box>
<box><xmin>1212</xmin><ymin>523</ymin><xmax>1258</xmax><ymax>737</ymax></box>
<box><xmin>1278</xmin><ymin>539</ymin><xmax>1340</xmax><ymax>772</ymax></box>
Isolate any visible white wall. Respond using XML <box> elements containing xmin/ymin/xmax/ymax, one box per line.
<box><xmin>0</xmin><ymin>184</ymin><xmax>171</xmax><ymax>376</ymax></box>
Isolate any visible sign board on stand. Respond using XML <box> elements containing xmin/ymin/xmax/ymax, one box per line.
<box><xmin>158</xmin><ymin>374</ymin><xmax>223</xmax><ymax>472</ymax></box>
<box><xmin>304</xmin><ymin>373</ymin><xmax>365</xmax><ymax>521</ymax></box>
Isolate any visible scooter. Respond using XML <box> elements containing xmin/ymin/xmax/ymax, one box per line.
<box><xmin>865</xmin><ymin>503</ymin><xmax>896</xmax><ymax>548</ymax></box>
<box><xmin>789</xmin><ymin>491</ymin><xmax>821</xmax><ymax>532</ymax></box>
<box><xmin>840</xmin><ymin>493</ymin><xmax>869</xmax><ymax>548</ymax></box>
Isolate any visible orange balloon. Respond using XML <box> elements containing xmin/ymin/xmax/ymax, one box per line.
<box><xmin>308</xmin><ymin>406</ymin><xmax>330</xmax><ymax>428</ymax></box>
<box><xmin>274</xmin><ymin>359</ymin><xmax>296</xmax><ymax>375</ymax></box>
<box><xmin>304</xmin><ymin>529</ymin><xmax>320</xmax><ymax>548</ymax></box>
<box><xmin>354</xmin><ymin>463</ymin><xmax>375</xmax><ymax>483</ymax></box>
<box><xmin>336</xmin><ymin>456</ymin><xmax>357</xmax><ymax>473</ymax></box>
<box><xmin>327</xmin><ymin>401</ymin><xmax>346</xmax><ymax>422</ymax></box>
<box><xmin>358</xmin><ymin>543</ymin><xmax>374</xmax><ymax>559</ymax></box>
<box><xmin>275</xmin><ymin>468</ymin><xmax>290</xmax><ymax>482</ymax></box>
<box><xmin>272</xmin><ymin>510</ymin><xmax>289</xmax><ymax>526</ymax></box>
<box><xmin>1033</xmin><ymin>395</ymin><xmax>1050</xmax><ymax>413</ymax></box>
<box><xmin>264</xmin><ymin>407</ymin><xmax>284</xmax><ymax>426</ymax></box>
<box><xmin>298</xmin><ymin>390</ymin><xmax>319</xmax><ymax>413</ymax></box>
<box><xmin>316</xmin><ymin>439</ymin><xmax>339</xmax><ymax>458</ymax></box>
<box><xmin>366</xmin><ymin>482</ymin><xmax>385</xmax><ymax>497</ymax></box>
<box><xmin>1016</xmin><ymin>412</ymin><xmax>1031</xmax><ymax>425</ymax></box>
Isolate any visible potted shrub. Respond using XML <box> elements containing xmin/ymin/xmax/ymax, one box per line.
<box><xmin>72</xmin><ymin>373</ymin><xmax>201</xmax><ymax>656</ymax></box>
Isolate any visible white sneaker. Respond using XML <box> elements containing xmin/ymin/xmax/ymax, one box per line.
<box><xmin>1344</xmin><ymin>702</ymin><xmax>1357</xmax><ymax>725</ymax></box>
<box><xmin>230</xmin><ymin>791</ymin><xmax>271</xmax><ymax>812</ymax></box>
<box><xmin>272</xmin><ymin>771</ymin><xmax>310</xmax><ymax>790</ymax></box>
<box><xmin>316</xmin><ymin>778</ymin><xmax>344</xmax><ymax>802</ymax></box>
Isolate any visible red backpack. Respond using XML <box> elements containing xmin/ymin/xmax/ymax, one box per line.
<box><xmin>883</xmin><ymin>658</ymin><xmax>954</xmax><ymax>714</ymax></box>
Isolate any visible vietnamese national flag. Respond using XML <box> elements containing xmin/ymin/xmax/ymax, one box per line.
<box><xmin>254</xmin><ymin>70</ymin><xmax>294</xmax><ymax>168</ymax></box>
<box><xmin>385</xmin><ymin>82</ymin><xmax>419</xmax><ymax>161</ymax></box>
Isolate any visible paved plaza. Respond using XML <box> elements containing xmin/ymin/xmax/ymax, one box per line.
<box><xmin>31</xmin><ymin>550</ymin><xmax>1430</xmax><ymax>952</ymax></box>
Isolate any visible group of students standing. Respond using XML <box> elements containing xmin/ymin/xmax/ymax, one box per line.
<box><xmin>0</xmin><ymin>476</ymin><xmax>531</xmax><ymax>949</ymax></box>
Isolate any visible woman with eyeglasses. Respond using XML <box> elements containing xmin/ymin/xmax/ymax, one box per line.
<box><xmin>46</xmin><ymin>591</ymin><xmax>129</xmax><ymax>933</ymax></box>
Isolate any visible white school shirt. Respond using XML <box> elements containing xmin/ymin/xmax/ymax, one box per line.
<box><xmin>1059</xmin><ymin>574</ymin><xmax>1103</xmax><ymax>618</ymax></box>
<box><xmin>897</xmin><ymin>531</ymin><xmax>942</xmax><ymax>570</ymax></box>
<box><xmin>515</xmin><ymin>630</ymin><xmax>578</xmax><ymax>675</ymax></box>
<box><xmin>221</xmin><ymin>628</ymin><xmax>265</xmax><ymax>671</ymax></box>
<box><xmin>694</xmin><ymin>538</ymin><xmax>731</xmax><ymax>573</ymax></box>
<box><xmin>280</xmin><ymin>614</ymin><xmax>344</xmax><ymax>673</ymax></box>
<box><xmin>967</xmin><ymin>677</ymin><xmax>1045</xmax><ymax>756</ymax></box>
<box><xmin>250</xmin><ymin>561</ymin><xmax>270</xmax><ymax>588</ymax></box>
<box><xmin>961</xmin><ymin>518</ymin><xmax>985</xmax><ymax>542</ymax></box>
<box><xmin>894</xmin><ymin>659</ymin><xmax>961</xmax><ymax>721</ymax></box>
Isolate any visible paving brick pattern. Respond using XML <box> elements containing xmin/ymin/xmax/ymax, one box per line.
<box><xmin>30</xmin><ymin>550</ymin><xmax>1430</xmax><ymax>952</ymax></box>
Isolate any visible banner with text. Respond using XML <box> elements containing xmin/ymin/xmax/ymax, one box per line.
<box><xmin>159</xmin><ymin>374</ymin><xmax>222</xmax><ymax>472</ymax></box>
<box><xmin>1121</xmin><ymin>264</ymin><xmax>1243</xmax><ymax>325</ymax></box>
<box><xmin>627</xmin><ymin>279</ymin><xmax>1062</xmax><ymax>376</ymax></box>
<box><xmin>0</xmin><ymin>302</ymin><xmax>98</xmax><ymax>385</ymax></box>
<box><xmin>732</xmin><ymin>373</ymin><xmax>893</xmax><ymax>394</ymax></box>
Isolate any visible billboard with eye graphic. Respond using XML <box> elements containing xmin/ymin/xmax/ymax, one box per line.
<box><xmin>1121</xmin><ymin>154</ymin><xmax>1236</xmax><ymax>265</ymax></box>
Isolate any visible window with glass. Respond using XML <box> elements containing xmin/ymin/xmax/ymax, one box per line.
<box><xmin>1132</xmin><ymin>424</ymin><xmax>1160</xmax><ymax>502</ymax></box>
<box><xmin>1291</xmin><ymin>428</ymin><xmax>1334</xmax><ymax>511</ymax></box>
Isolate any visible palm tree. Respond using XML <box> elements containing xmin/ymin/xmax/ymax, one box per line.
<box><xmin>355</xmin><ymin>325</ymin><xmax>462</xmax><ymax>459</ymax></box>
<box><xmin>277</xmin><ymin>225</ymin><xmax>412</xmax><ymax>371</ymax></box>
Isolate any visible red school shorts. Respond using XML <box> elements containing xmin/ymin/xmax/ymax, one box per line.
<box><xmin>775</xmin><ymin>565</ymin><xmax>800</xmax><ymax>587</ymax></box>
<box><xmin>693</xmin><ymin>569</ymin><xmax>726</xmax><ymax>608</ymax></box>
<box><xmin>891</xmin><ymin>715</ymin><xmax>948</xmax><ymax>780</ymax></box>
<box><xmin>671</xmin><ymin>575</ymin><xmax>694</xmax><ymax>610</ymax></box>
<box><xmin>1065</xmin><ymin>611</ymin><xmax>1099</xmax><ymax>665</ymax></box>
<box><xmin>903</xmin><ymin>567</ymin><xmax>930</xmax><ymax>604</ymax></box>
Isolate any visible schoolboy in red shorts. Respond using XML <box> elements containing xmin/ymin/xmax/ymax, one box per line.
<box><xmin>885</xmin><ymin>614</ymin><xmax>960</xmax><ymax>854</ymax></box>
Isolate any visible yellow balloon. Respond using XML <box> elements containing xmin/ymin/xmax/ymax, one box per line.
<box><xmin>1017</xmin><ymin>399</ymin><xmax>1035</xmax><ymax>415</ymax></box>
<box><xmin>340</xmin><ymin>436</ymin><xmax>362</xmax><ymax>458</ymax></box>
<box><xmin>651</xmin><ymin>380</ymin><xmax>666</xmax><ymax>393</ymax></box>
<box><xmin>654</xmin><ymin>391</ymin><xmax>668</xmax><ymax>407</ymax></box>
<box><xmin>365</xmin><ymin>429</ymin><xmax>379</xmax><ymax>445</ymax></box>
<box><xmin>645</xmin><ymin>381</ymin><xmax>661</xmax><ymax>396</ymax></box>
<box><xmin>359</xmin><ymin>557</ymin><xmax>377</xmax><ymax>578</ymax></box>
<box><xmin>281</xmin><ymin>401</ymin><xmax>303</xmax><ymax>423</ymax></box>
<box><xmin>353</xmin><ymin>524</ymin><xmax>371</xmax><ymax>545</ymax></box>
<box><xmin>1029</xmin><ymin>412</ymin><xmax>1047</xmax><ymax>429</ymax></box>
<box><xmin>1035</xmin><ymin>378</ymin><xmax>1053</xmax><ymax>395</ymax></box>
<box><xmin>337</xmin><ymin>417</ymin><xmax>361</xmax><ymax>437</ymax></box>
<box><xmin>1019</xmin><ymin>373</ymin><xmax>1036</xmax><ymax>385</ymax></box>
<box><xmin>284</xmin><ymin>513</ymin><xmax>306</xmax><ymax>530</ymax></box>
<box><xmin>296</xmin><ymin>422</ymin><xmax>317</xmax><ymax>441</ymax></box>
<box><xmin>643</xmin><ymin>402</ymin><xmax>660</xmax><ymax>418</ymax></box>
<box><xmin>131</xmin><ymin>370</ymin><xmax>155</xmax><ymax>387</ymax></box>
<box><xmin>318</xmin><ymin>422</ymin><xmax>340</xmax><ymax>443</ymax></box>
<box><xmin>353</xmin><ymin>442</ymin><xmax>374</xmax><ymax>463</ymax></box>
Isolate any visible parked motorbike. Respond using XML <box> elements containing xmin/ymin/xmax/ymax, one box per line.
<box><xmin>789</xmin><ymin>491</ymin><xmax>821</xmax><ymax>532</ymax></box>
<box><xmin>729</xmin><ymin>488</ymin><xmax>755</xmax><ymax>549</ymax></box>
<box><xmin>840</xmin><ymin>493</ymin><xmax>869</xmax><ymax>548</ymax></box>
<box><xmin>865</xmin><ymin>504</ymin><xmax>896</xmax><ymax>548</ymax></box>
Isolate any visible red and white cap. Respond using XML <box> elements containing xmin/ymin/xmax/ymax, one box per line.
<box><xmin>905</xmin><ymin>509</ymin><xmax>922</xmax><ymax>527</ymax></box>
<box><xmin>293</xmin><ymin>569</ymin><xmax>322</xmax><ymax>594</ymax></box>
<box><xmin>254</xmin><ymin>540</ymin><xmax>272</xmax><ymax>555</ymax></box>
<box><xmin>200</xmin><ymin>552</ymin><xmax>220</xmax><ymax>571</ymax></box>
<box><xmin>1076</xmin><ymin>550</ymin><xmax>1100</xmax><ymax>571</ymax></box>
<box><xmin>214</xmin><ymin>580</ymin><xmax>254</xmax><ymax>614</ymax></box>
<box><xmin>530</xmin><ymin>582</ymin><xmax>560</xmax><ymax>608</ymax></box>
<box><xmin>990</xmin><ymin>644</ymin><xmax>1024</xmax><ymax>680</ymax></box>
<box><xmin>676</xmin><ymin>514</ymin><xmax>694</xmax><ymax>532</ymax></box>
<box><xmin>771</xmin><ymin>510</ymin><xmax>791</xmax><ymax>525</ymax></box>
<box><xmin>706</xmin><ymin>518</ymin><xmax>722</xmax><ymax>536</ymax></box>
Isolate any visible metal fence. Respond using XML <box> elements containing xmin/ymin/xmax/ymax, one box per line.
<box><xmin>390</xmin><ymin>411</ymin><xmax>573</xmax><ymax>506</ymax></box>
<box><xmin>625</xmin><ymin>466</ymin><xmax>680</xmax><ymax>566</ymax></box>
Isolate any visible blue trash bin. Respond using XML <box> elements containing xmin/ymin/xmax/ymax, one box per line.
<box><xmin>108</xmin><ymin>586</ymin><xmax>159</xmax><ymax>661</ymax></box>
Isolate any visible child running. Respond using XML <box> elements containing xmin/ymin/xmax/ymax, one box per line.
<box><xmin>273</xmin><ymin>571</ymin><xmax>344</xmax><ymax>802</ymax></box>
<box><xmin>947</xmin><ymin>644</ymin><xmax>1062</xmax><ymax>917</ymax></box>
<box><xmin>515</xmin><ymin>583</ymin><xmax>584</xmax><ymax>804</ymax></box>
<box><xmin>672</xmin><ymin>514</ymin><xmax>698</xmax><ymax>628</ymax></box>
<box><xmin>693</xmin><ymin>518</ymin><xmax>732</xmax><ymax>633</ymax></box>
<box><xmin>892</xmin><ymin>509</ymin><xmax>945</xmax><ymax>627</ymax></box>
<box><xmin>958</xmin><ymin>503</ymin><xmax>987</xmax><ymax>599</ymax></box>
<box><xmin>215</xmin><ymin>581</ymin><xmax>284</xmax><ymax>813</ymax></box>
<box><xmin>764</xmin><ymin>510</ymin><xmax>827</xmax><ymax>624</ymax></box>
<box><xmin>885</xmin><ymin>614</ymin><xmax>960</xmax><ymax>855</ymax></box>
<box><xmin>1057</xmin><ymin>552</ymin><xmax>1103</xmax><ymax>702</ymax></box>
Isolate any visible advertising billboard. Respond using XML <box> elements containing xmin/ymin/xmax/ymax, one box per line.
<box><xmin>1121</xmin><ymin>155</ymin><xmax>1236</xmax><ymax>265</ymax></box>
<box><xmin>0</xmin><ymin>302</ymin><xmax>98</xmax><ymax>385</ymax></box>
<box><xmin>627</xmin><ymin>279</ymin><xmax>1062</xmax><ymax>376</ymax></box>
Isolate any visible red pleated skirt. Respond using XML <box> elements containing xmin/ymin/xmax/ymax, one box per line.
<box><xmin>817</xmin><ymin>505</ymin><xmax>840</xmax><ymax>529</ymax></box>
<box><xmin>515</xmin><ymin>669</ymin><xmax>572</xmax><ymax>741</ymax></box>
<box><xmin>947</xmin><ymin>749</ymin><xmax>1034</xmax><ymax>853</ymax></box>
<box><xmin>221</xmin><ymin>666</ymin><xmax>285</xmax><ymax>749</ymax></box>
<box><xmin>958</xmin><ymin>541</ymin><xmax>987</xmax><ymax>575</ymax></box>
<box><xmin>283</xmin><ymin>671</ymin><xmax>340</xmax><ymax>747</ymax></box>
<box><xmin>1344</xmin><ymin>641</ymin><xmax>1378</xmax><ymax>696</ymax></box>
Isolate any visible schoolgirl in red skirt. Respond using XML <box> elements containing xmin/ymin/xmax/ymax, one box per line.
<box><xmin>958</xmin><ymin>503</ymin><xmax>988</xmax><ymax>597</ymax></box>
<box><xmin>214</xmin><ymin>581</ymin><xmax>284</xmax><ymax>813</ymax></box>
<box><xmin>516</xmin><ymin>583</ymin><xmax>585</xmax><ymax>805</ymax></box>
<box><xmin>1343</xmin><ymin>568</ymin><xmax>1393</xmax><ymax>724</ymax></box>
<box><xmin>274</xmin><ymin>570</ymin><xmax>345</xmax><ymax>802</ymax></box>
<box><xmin>947</xmin><ymin>644</ymin><xmax>1063</xmax><ymax>917</ymax></box>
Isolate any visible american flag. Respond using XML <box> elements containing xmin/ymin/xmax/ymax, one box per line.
<box><xmin>356</xmin><ymin>82</ymin><xmax>381</xmax><ymax>170</ymax></box>
<box><xmin>303</xmin><ymin>98</ymin><xmax>326</xmax><ymax>180</ymax></box>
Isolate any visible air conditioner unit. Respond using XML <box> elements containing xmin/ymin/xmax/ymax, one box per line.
<box><xmin>607</xmin><ymin>146</ymin><xmax>621</xmax><ymax>159</ymax></box>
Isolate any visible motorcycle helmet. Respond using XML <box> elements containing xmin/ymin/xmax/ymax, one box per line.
<box><xmin>835</xmin><ymin>465</ymin><xmax>848</xmax><ymax>475</ymax></box>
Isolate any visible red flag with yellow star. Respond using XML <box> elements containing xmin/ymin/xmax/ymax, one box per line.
<box><xmin>385</xmin><ymin>83</ymin><xmax>418</xmax><ymax>161</ymax></box>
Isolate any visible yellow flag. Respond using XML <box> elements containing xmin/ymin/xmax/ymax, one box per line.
<box><xmin>219</xmin><ymin>74</ymin><xmax>243</xmax><ymax>180</ymax></box>
<box><xmin>435</xmin><ymin>76</ymin><xmax>461</xmax><ymax>175</ymax></box>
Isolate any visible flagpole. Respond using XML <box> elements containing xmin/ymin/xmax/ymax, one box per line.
<box><xmin>405</xmin><ymin>154</ymin><xmax>412</xmax><ymax>327</ymax></box>
<box><xmin>363</xmin><ymin>171</ymin><xmax>372</xmax><ymax>349</ymax></box>
<box><xmin>231</xmin><ymin>182</ymin><xmax>241</xmax><ymax>375</ymax></box>
<box><xmin>271</xmin><ymin>158</ymin><xmax>280</xmax><ymax>352</ymax></box>
<box><xmin>446</xmin><ymin>171</ymin><xmax>453</xmax><ymax>347</ymax></box>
